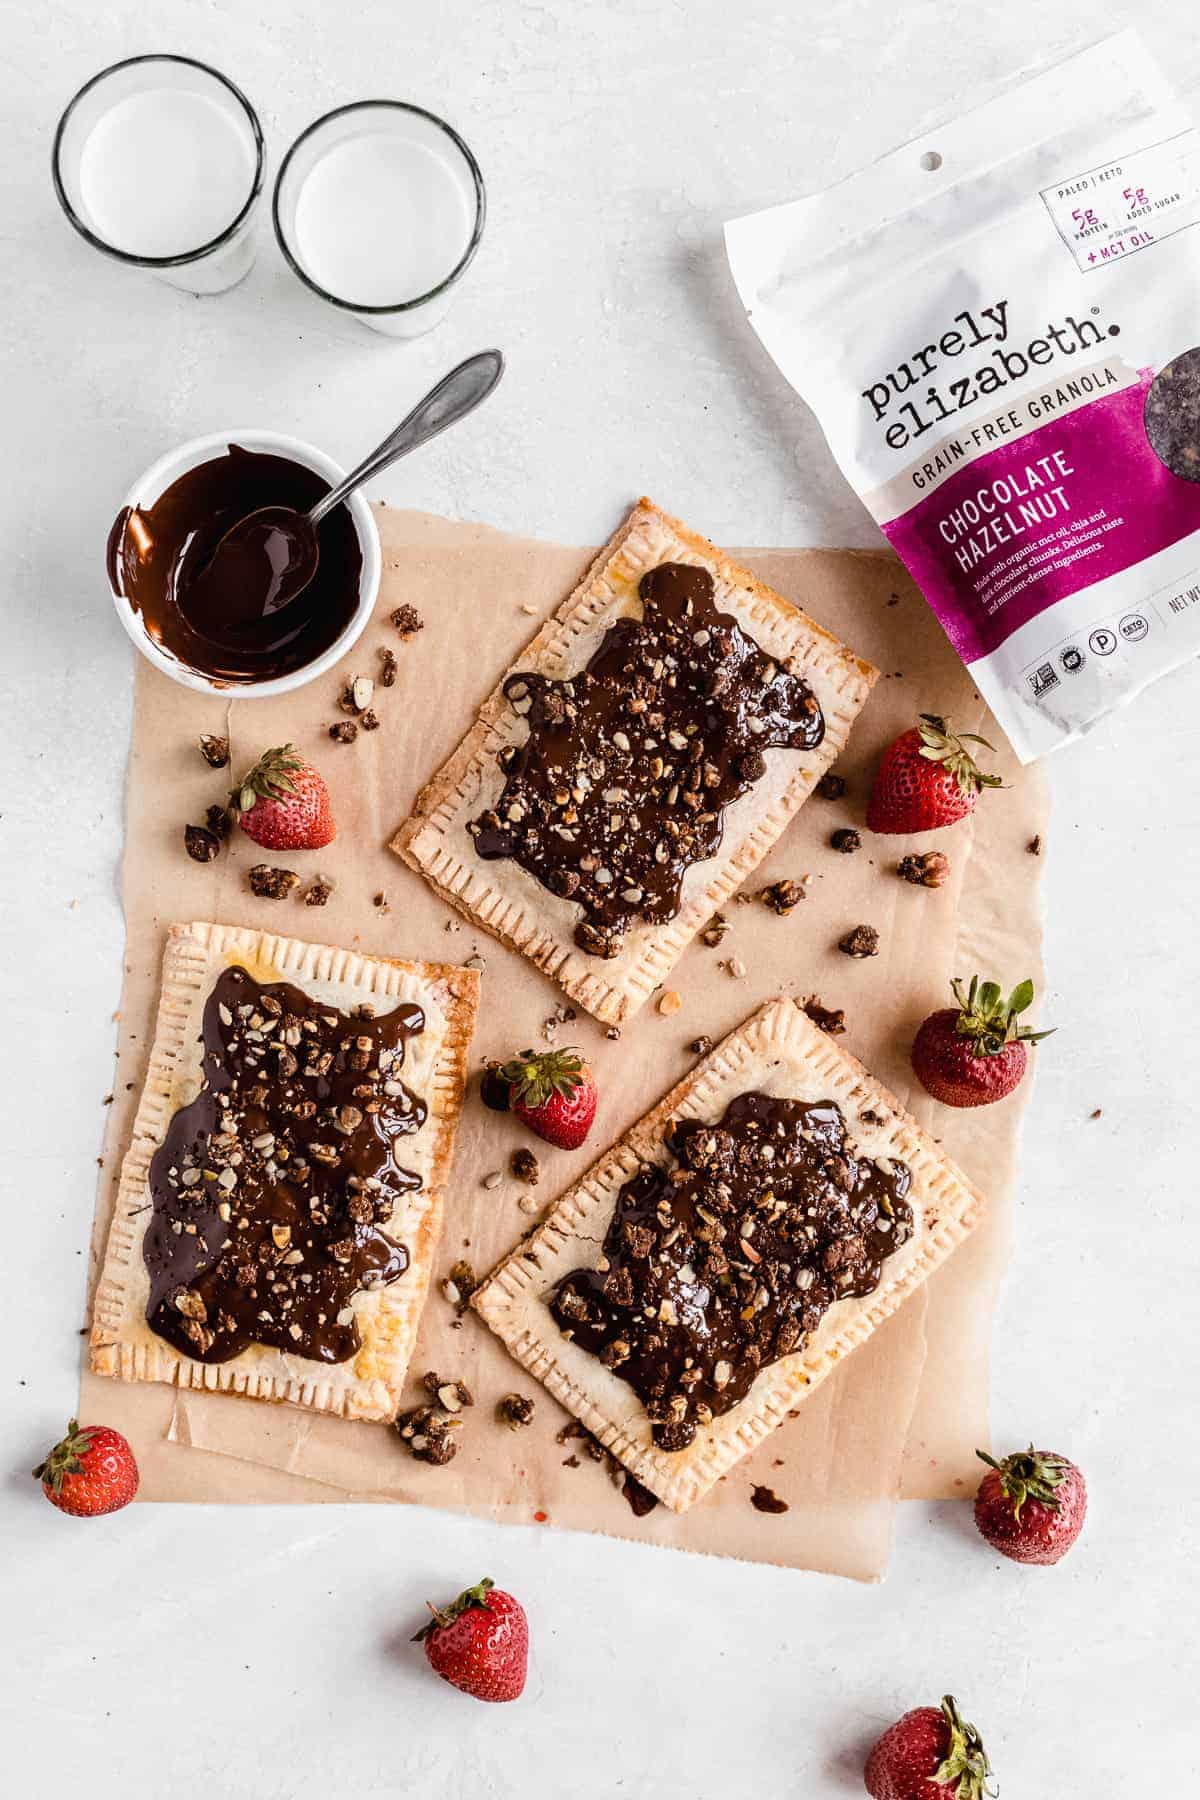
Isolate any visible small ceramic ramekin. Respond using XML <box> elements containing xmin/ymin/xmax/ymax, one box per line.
<box><xmin>108</xmin><ymin>429</ymin><xmax>380</xmax><ymax>698</ymax></box>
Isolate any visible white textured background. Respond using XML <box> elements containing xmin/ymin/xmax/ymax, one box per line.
<box><xmin>4</xmin><ymin>2</ymin><xmax>1199</xmax><ymax>1793</ymax></box>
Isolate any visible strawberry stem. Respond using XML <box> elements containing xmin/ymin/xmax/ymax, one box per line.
<box><xmin>950</xmin><ymin>975</ymin><xmax>1054</xmax><ymax>1058</ymax></box>
<box><xmin>932</xmin><ymin>1695</ymin><xmax>997</xmax><ymax>1800</ymax></box>
<box><xmin>976</xmin><ymin>1445</ymin><xmax>1068</xmax><ymax>1521</ymax></box>
<box><xmin>32</xmin><ymin>1418</ymin><xmax>93</xmax><ymax>1492</ymax></box>
<box><xmin>916</xmin><ymin>715</ymin><xmax>1003</xmax><ymax>798</ymax></box>
<box><xmin>412</xmin><ymin>1576</ymin><xmax>495</xmax><ymax>1643</ymax></box>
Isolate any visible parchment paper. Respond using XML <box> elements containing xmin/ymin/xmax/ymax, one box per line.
<box><xmin>81</xmin><ymin>507</ymin><xmax>1048</xmax><ymax>1579</ymax></box>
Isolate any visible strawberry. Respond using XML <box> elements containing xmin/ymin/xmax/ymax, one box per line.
<box><xmin>413</xmin><ymin>1577</ymin><xmax>528</xmax><ymax>1703</ymax></box>
<box><xmin>974</xmin><ymin>1445</ymin><xmax>1087</xmax><ymax>1566</ymax></box>
<box><xmin>911</xmin><ymin>977</ymin><xmax>1052</xmax><ymax>1109</ymax></box>
<box><xmin>864</xmin><ymin>1695</ymin><xmax>995</xmax><ymax>1800</ymax></box>
<box><xmin>33</xmin><ymin>1419</ymin><xmax>139</xmax><ymax>1518</ymax></box>
<box><xmin>499</xmin><ymin>1047</ymin><xmax>597</xmax><ymax>1149</ymax></box>
<box><xmin>228</xmin><ymin>744</ymin><xmax>335</xmax><ymax>850</ymax></box>
<box><xmin>867</xmin><ymin>715</ymin><xmax>1001</xmax><ymax>835</ymax></box>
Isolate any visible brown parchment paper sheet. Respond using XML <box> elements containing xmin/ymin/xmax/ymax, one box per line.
<box><xmin>80</xmin><ymin>506</ymin><xmax>1047</xmax><ymax>1580</ymax></box>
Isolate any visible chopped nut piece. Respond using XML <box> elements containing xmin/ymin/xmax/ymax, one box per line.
<box><xmin>701</xmin><ymin>913</ymin><xmax>730</xmax><ymax>948</ymax></box>
<box><xmin>838</xmin><ymin>924</ymin><xmax>880</xmax><ymax>958</ymax></box>
<box><xmin>725</xmin><ymin>956</ymin><xmax>747</xmax><ymax>979</ymax></box>
<box><xmin>445</xmin><ymin>1258</ymin><xmax>477</xmax><ymax>1314</ymax></box>
<box><xmin>328</xmin><ymin>719</ymin><xmax>358</xmax><ymax>744</ymax></box>
<box><xmin>510</xmin><ymin>1146</ymin><xmax>540</xmax><ymax>1186</ymax></box>
<box><xmin>303</xmin><ymin>875</ymin><xmax>335</xmax><ymax>907</ymax></box>
<box><xmin>815</xmin><ymin>772</ymin><xmax>845</xmax><ymax>800</ymax></box>
<box><xmin>198</xmin><ymin>734</ymin><xmax>231</xmax><ymax>769</ymax></box>
<box><xmin>497</xmin><ymin>1392</ymin><xmax>535</xmax><ymax>1429</ymax></box>
<box><xmin>803</xmin><ymin>996</ymin><xmax>846</xmax><ymax>1036</ymax></box>
<box><xmin>830</xmin><ymin>828</ymin><xmax>861</xmax><ymax>854</ymax></box>
<box><xmin>172</xmin><ymin>1287</ymin><xmax>207</xmax><ymax>1320</ymax></box>
<box><xmin>758</xmin><ymin>878</ymin><xmax>805</xmax><ymax>915</ymax></box>
<box><xmin>185</xmin><ymin>823</ymin><xmax>221</xmax><ymax>864</ymax></box>
<box><xmin>390</xmin><ymin>604</ymin><xmax>424</xmax><ymax>638</ymax></box>
<box><xmin>658</xmin><ymin>989</ymin><xmax>683</xmax><ymax>1017</ymax></box>
<box><xmin>248</xmin><ymin>865</ymin><xmax>301</xmax><ymax>900</ymax></box>
<box><xmin>481</xmin><ymin>1169</ymin><xmax>504</xmax><ymax>1190</ymax></box>
<box><xmin>897</xmin><ymin>850</ymin><xmax>950</xmax><ymax>888</ymax></box>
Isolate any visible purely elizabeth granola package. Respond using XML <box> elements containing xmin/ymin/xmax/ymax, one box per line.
<box><xmin>725</xmin><ymin>31</ymin><xmax>1200</xmax><ymax>761</ymax></box>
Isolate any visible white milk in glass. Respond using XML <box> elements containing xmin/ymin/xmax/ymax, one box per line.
<box><xmin>78</xmin><ymin>88</ymin><xmax>255</xmax><ymax>259</ymax></box>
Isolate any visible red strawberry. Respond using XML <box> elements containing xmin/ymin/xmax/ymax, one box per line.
<box><xmin>911</xmin><ymin>977</ymin><xmax>1051</xmax><ymax>1109</ymax></box>
<box><xmin>864</xmin><ymin>1695</ymin><xmax>995</xmax><ymax>1800</ymax></box>
<box><xmin>867</xmin><ymin>715</ymin><xmax>1001</xmax><ymax>834</ymax></box>
<box><xmin>229</xmin><ymin>744</ymin><xmax>335</xmax><ymax>850</ymax></box>
<box><xmin>33</xmin><ymin>1419</ymin><xmax>139</xmax><ymax>1518</ymax></box>
<box><xmin>413</xmin><ymin>1577</ymin><xmax>528</xmax><ymax>1703</ymax></box>
<box><xmin>499</xmin><ymin>1047</ymin><xmax>597</xmax><ymax>1149</ymax></box>
<box><xmin>974</xmin><ymin>1445</ymin><xmax>1087</xmax><ymax>1565</ymax></box>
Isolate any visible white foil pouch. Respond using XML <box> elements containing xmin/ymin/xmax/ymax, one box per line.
<box><xmin>726</xmin><ymin>31</ymin><xmax>1200</xmax><ymax>761</ymax></box>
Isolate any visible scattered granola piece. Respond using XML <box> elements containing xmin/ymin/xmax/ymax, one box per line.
<box><xmin>198</xmin><ymin>734</ymin><xmax>230</xmax><ymax>769</ymax></box>
<box><xmin>725</xmin><ymin>956</ymin><xmax>747</xmax><ymax>979</ymax></box>
<box><xmin>815</xmin><ymin>772</ymin><xmax>845</xmax><ymax>800</ymax></box>
<box><xmin>248</xmin><ymin>864</ymin><xmax>301</xmax><ymax>900</ymax></box>
<box><xmin>446</xmin><ymin>1258</ymin><xmax>477</xmax><ymax>1314</ymax></box>
<box><xmin>658</xmin><ymin>989</ymin><xmax>683</xmax><ymax>1016</ymax></box>
<box><xmin>758</xmin><ymin>878</ymin><xmax>806</xmax><ymax>915</ymax></box>
<box><xmin>394</xmin><ymin>1404</ymin><xmax>461</xmax><ymax>1465</ymax></box>
<box><xmin>328</xmin><ymin>720</ymin><xmax>358</xmax><ymax>744</ymax></box>
<box><xmin>701</xmin><ymin>913</ymin><xmax>730</xmax><ymax>949</ymax></box>
<box><xmin>303</xmin><ymin>875</ymin><xmax>335</xmax><ymax>907</ymax></box>
<box><xmin>831</xmin><ymin>828</ymin><xmax>861</xmax><ymax>854</ymax></box>
<box><xmin>605</xmin><ymin>1026</ymin><xmax>621</xmax><ymax>1041</ymax></box>
<box><xmin>690</xmin><ymin>1035</ymin><xmax>713</xmax><ymax>1056</ymax></box>
<box><xmin>838</xmin><ymin>924</ymin><xmax>879</xmax><ymax>958</ymax></box>
<box><xmin>373</xmin><ymin>891</ymin><xmax>389</xmax><ymax>911</ymax></box>
<box><xmin>1027</xmin><ymin>834</ymin><xmax>1042</xmax><ymax>855</ymax></box>
<box><xmin>360</xmin><ymin>709</ymin><xmax>381</xmax><ymax>731</ymax></box>
<box><xmin>804</xmin><ymin>996</ymin><xmax>846</xmax><ymax>1035</ymax></box>
<box><xmin>184</xmin><ymin>823</ymin><xmax>221</xmax><ymax>864</ymax></box>
<box><xmin>1090</xmin><ymin>1107</ymin><xmax>1103</xmax><ymax>1120</ymax></box>
<box><xmin>423</xmin><ymin>1371</ymin><xmax>474</xmax><ymax>1410</ymax></box>
<box><xmin>378</xmin><ymin>646</ymin><xmax>398</xmax><ymax>687</ymax></box>
<box><xmin>897</xmin><ymin>850</ymin><xmax>950</xmax><ymax>888</ymax></box>
<box><xmin>750</xmin><ymin>1484</ymin><xmax>789</xmax><ymax>1514</ymax></box>
<box><xmin>391</xmin><ymin>604</ymin><xmax>424</xmax><ymax>638</ymax></box>
<box><xmin>205</xmin><ymin>803</ymin><xmax>231</xmax><ymax>839</ymax></box>
<box><xmin>497</xmin><ymin>1393</ymin><xmax>535</xmax><ymax>1429</ymax></box>
<box><xmin>510</xmin><ymin>1147</ymin><xmax>540</xmax><ymax>1185</ymax></box>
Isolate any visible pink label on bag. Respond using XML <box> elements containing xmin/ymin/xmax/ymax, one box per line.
<box><xmin>880</xmin><ymin>372</ymin><xmax>1200</xmax><ymax>663</ymax></box>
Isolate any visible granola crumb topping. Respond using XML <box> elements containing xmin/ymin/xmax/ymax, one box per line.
<box><xmin>378</xmin><ymin>646</ymin><xmax>398</xmax><ymax>687</ymax></box>
<box><xmin>185</xmin><ymin>823</ymin><xmax>221</xmax><ymax>864</ymax></box>
<box><xmin>248</xmin><ymin>864</ymin><xmax>301</xmax><ymax>900</ymax></box>
<box><xmin>838</xmin><ymin>924</ymin><xmax>879</xmax><ymax>958</ymax></box>
<box><xmin>803</xmin><ymin>997</ymin><xmax>846</xmax><ymax>1035</ymax></box>
<box><xmin>758</xmin><ymin>878</ymin><xmax>806</xmax><ymax>915</ymax></box>
<box><xmin>830</xmin><ymin>828</ymin><xmax>861</xmax><ymax>854</ymax></box>
<box><xmin>394</xmin><ymin>1403</ymin><xmax>461</xmax><ymax>1465</ymax></box>
<box><xmin>510</xmin><ymin>1147</ymin><xmax>540</xmax><ymax>1186</ymax></box>
<box><xmin>690</xmin><ymin>1035</ymin><xmax>714</xmax><ymax>1056</ymax></box>
<box><xmin>390</xmin><ymin>604</ymin><xmax>424</xmax><ymax>639</ymax></box>
<box><xmin>815</xmin><ymin>772</ymin><xmax>845</xmax><ymax>800</ymax></box>
<box><xmin>198</xmin><ymin>734</ymin><xmax>230</xmax><ymax>769</ymax></box>
<box><xmin>328</xmin><ymin>720</ymin><xmax>358</xmax><ymax>744</ymax></box>
<box><xmin>897</xmin><ymin>850</ymin><xmax>950</xmax><ymax>888</ymax></box>
<box><xmin>497</xmin><ymin>1392</ymin><xmax>535</xmax><ymax>1429</ymax></box>
<box><xmin>205</xmin><ymin>803</ymin><xmax>231</xmax><ymax>839</ymax></box>
<box><xmin>303</xmin><ymin>876</ymin><xmax>335</xmax><ymax>907</ymax></box>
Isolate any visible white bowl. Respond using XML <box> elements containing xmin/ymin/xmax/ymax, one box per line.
<box><xmin>108</xmin><ymin>428</ymin><xmax>380</xmax><ymax>698</ymax></box>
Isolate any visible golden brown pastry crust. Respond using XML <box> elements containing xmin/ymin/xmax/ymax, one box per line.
<box><xmin>471</xmin><ymin>997</ymin><xmax>985</xmax><ymax>1511</ymax></box>
<box><xmin>392</xmin><ymin>498</ymin><xmax>877</xmax><ymax>1022</ymax></box>
<box><xmin>90</xmin><ymin>921</ymin><xmax>480</xmax><ymax>1421</ymax></box>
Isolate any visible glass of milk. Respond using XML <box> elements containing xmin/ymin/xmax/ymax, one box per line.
<box><xmin>273</xmin><ymin>102</ymin><xmax>485</xmax><ymax>337</ymax></box>
<box><xmin>52</xmin><ymin>55</ymin><xmax>265</xmax><ymax>295</ymax></box>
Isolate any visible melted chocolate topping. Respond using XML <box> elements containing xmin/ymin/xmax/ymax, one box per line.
<box><xmin>143</xmin><ymin>965</ymin><xmax>425</xmax><ymax>1365</ymax></box>
<box><xmin>550</xmin><ymin>1092</ymin><xmax>912</xmax><ymax>1451</ymax></box>
<box><xmin>107</xmin><ymin>445</ymin><xmax>362</xmax><ymax>685</ymax></box>
<box><xmin>468</xmin><ymin>563</ymin><xmax>824</xmax><ymax>958</ymax></box>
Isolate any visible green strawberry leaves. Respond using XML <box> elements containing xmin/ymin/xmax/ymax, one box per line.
<box><xmin>976</xmin><ymin>1446</ymin><xmax>1069</xmax><ymax>1520</ymax></box>
<box><xmin>950</xmin><ymin>975</ymin><xmax>1055</xmax><ymax>1057</ymax></box>
<box><xmin>916</xmin><ymin>714</ymin><xmax>1004</xmax><ymax>798</ymax></box>
<box><xmin>932</xmin><ymin>1695</ymin><xmax>997</xmax><ymax>1800</ymax></box>
<box><xmin>499</xmin><ymin>1048</ymin><xmax>586</xmax><ymax>1110</ymax></box>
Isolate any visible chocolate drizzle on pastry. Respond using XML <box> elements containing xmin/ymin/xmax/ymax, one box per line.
<box><xmin>468</xmin><ymin>563</ymin><xmax>825</xmax><ymax>959</ymax></box>
<box><xmin>143</xmin><ymin>965</ymin><xmax>426</xmax><ymax>1366</ymax></box>
<box><xmin>549</xmin><ymin>1092</ymin><xmax>912</xmax><ymax>1451</ymax></box>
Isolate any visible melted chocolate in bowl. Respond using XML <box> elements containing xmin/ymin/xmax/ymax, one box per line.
<box><xmin>107</xmin><ymin>444</ymin><xmax>363</xmax><ymax>684</ymax></box>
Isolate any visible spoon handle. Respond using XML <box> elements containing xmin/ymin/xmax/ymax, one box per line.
<box><xmin>308</xmin><ymin>348</ymin><xmax>505</xmax><ymax>526</ymax></box>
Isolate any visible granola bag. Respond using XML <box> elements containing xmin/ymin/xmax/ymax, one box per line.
<box><xmin>725</xmin><ymin>32</ymin><xmax>1200</xmax><ymax>761</ymax></box>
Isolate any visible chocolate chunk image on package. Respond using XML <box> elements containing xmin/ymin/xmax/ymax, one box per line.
<box><xmin>1145</xmin><ymin>349</ymin><xmax>1200</xmax><ymax>483</ymax></box>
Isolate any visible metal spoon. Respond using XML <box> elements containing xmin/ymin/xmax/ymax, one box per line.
<box><xmin>178</xmin><ymin>349</ymin><xmax>505</xmax><ymax>637</ymax></box>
